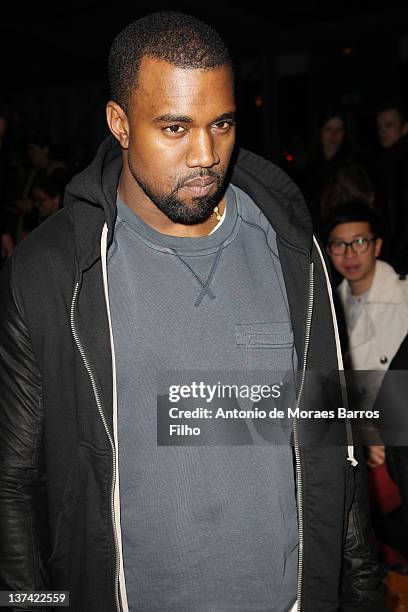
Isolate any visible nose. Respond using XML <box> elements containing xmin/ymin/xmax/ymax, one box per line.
<box><xmin>344</xmin><ymin>243</ymin><xmax>357</xmax><ymax>258</ymax></box>
<box><xmin>186</xmin><ymin>128</ymin><xmax>220</xmax><ymax>168</ymax></box>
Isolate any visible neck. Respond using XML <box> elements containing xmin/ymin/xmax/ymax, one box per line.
<box><xmin>349</xmin><ymin>265</ymin><xmax>376</xmax><ymax>296</ymax></box>
<box><xmin>323</xmin><ymin>145</ymin><xmax>336</xmax><ymax>161</ymax></box>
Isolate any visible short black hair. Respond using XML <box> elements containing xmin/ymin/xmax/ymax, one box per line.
<box><xmin>377</xmin><ymin>100</ymin><xmax>406</xmax><ymax>123</ymax></box>
<box><xmin>108</xmin><ymin>11</ymin><xmax>232</xmax><ymax>112</ymax></box>
<box><xmin>323</xmin><ymin>201</ymin><xmax>382</xmax><ymax>241</ymax></box>
<box><xmin>31</xmin><ymin>171</ymin><xmax>65</xmax><ymax>200</ymax></box>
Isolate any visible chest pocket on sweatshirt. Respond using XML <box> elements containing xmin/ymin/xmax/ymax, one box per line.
<box><xmin>236</xmin><ymin>322</ymin><xmax>294</xmax><ymax>370</ymax></box>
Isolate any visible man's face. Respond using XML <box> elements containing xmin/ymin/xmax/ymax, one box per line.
<box><xmin>119</xmin><ymin>56</ymin><xmax>236</xmax><ymax>224</ymax></box>
<box><xmin>326</xmin><ymin>221</ymin><xmax>382</xmax><ymax>288</ymax></box>
<box><xmin>377</xmin><ymin>109</ymin><xmax>403</xmax><ymax>149</ymax></box>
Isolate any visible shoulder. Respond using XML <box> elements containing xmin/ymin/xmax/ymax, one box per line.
<box><xmin>375</xmin><ymin>259</ymin><xmax>403</xmax><ymax>287</ymax></box>
<box><xmin>7</xmin><ymin>205</ymin><xmax>77</xmax><ymax>303</ymax></box>
<box><xmin>231</xmin><ymin>183</ymin><xmax>269</xmax><ymax>230</ymax></box>
<box><xmin>378</xmin><ymin>260</ymin><xmax>408</xmax><ymax>284</ymax></box>
<box><xmin>374</xmin><ymin>260</ymin><xmax>408</xmax><ymax>305</ymax></box>
<box><xmin>15</xmin><ymin>205</ymin><xmax>74</xmax><ymax>264</ymax></box>
<box><xmin>397</xmin><ymin>272</ymin><xmax>408</xmax><ymax>303</ymax></box>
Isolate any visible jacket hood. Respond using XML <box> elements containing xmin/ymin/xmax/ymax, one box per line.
<box><xmin>64</xmin><ymin>136</ymin><xmax>122</xmax><ymax>271</ymax></box>
<box><xmin>231</xmin><ymin>148</ymin><xmax>312</xmax><ymax>252</ymax></box>
<box><xmin>64</xmin><ymin>135</ymin><xmax>312</xmax><ymax>270</ymax></box>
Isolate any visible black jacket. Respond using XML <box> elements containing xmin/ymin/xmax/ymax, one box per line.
<box><xmin>0</xmin><ymin>137</ymin><xmax>386</xmax><ymax>611</ymax></box>
<box><xmin>374</xmin><ymin>134</ymin><xmax>408</xmax><ymax>273</ymax></box>
<box><xmin>374</xmin><ymin>334</ymin><xmax>408</xmax><ymax>535</ymax></box>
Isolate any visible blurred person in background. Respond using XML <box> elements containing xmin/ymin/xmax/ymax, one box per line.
<box><xmin>374</xmin><ymin>102</ymin><xmax>408</xmax><ymax>273</ymax></box>
<box><xmin>377</xmin><ymin>105</ymin><xmax>408</xmax><ymax>150</ymax></box>
<box><xmin>325</xmin><ymin>202</ymin><xmax>408</xmax><ymax>469</ymax></box>
<box><xmin>325</xmin><ymin>202</ymin><xmax>408</xmax><ymax>564</ymax></box>
<box><xmin>0</xmin><ymin>104</ymin><xmax>25</xmax><ymax>264</ymax></box>
<box><xmin>320</xmin><ymin>163</ymin><xmax>376</xmax><ymax>228</ymax></box>
<box><xmin>299</xmin><ymin>107</ymin><xmax>356</xmax><ymax>232</ymax></box>
<box><xmin>15</xmin><ymin>132</ymin><xmax>68</xmax><ymax>241</ymax></box>
<box><xmin>17</xmin><ymin>172</ymin><xmax>65</xmax><ymax>240</ymax></box>
<box><xmin>319</xmin><ymin>166</ymin><xmax>378</xmax><ymax>288</ymax></box>
<box><xmin>0</xmin><ymin>110</ymin><xmax>13</xmax><ymax>260</ymax></box>
<box><xmin>32</xmin><ymin>173</ymin><xmax>63</xmax><ymax>221</ymax></box>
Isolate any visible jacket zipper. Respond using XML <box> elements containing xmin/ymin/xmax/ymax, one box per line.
<box><xmin>293</xmin><ymin>261</ymin><xmax>314</xmax><ymax>612</ymax></box>
<box><xmin>70</xmin><ymin>280</ymin><xmax>121</xmax><ymax>612</ymax></box>
<box><xmin>69</xmin><ymin>255</ymin><xmax>314</xmax><ymax>612</ymax></box>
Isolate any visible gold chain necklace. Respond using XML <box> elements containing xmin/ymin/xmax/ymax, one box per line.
<box><xmin>213</xmin><ymin>206</ymin><xmax>222</xmax><ymax>221</ymax></box>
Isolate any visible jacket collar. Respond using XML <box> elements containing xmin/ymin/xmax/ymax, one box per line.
<box><xmin>64</xmin><ymin>137</ymin><xmax>313</xmax><ymax>271</ymax></box>
<box><xmin>338</xmin><ymin>259</ymin><xmax>405</xmax><ymax>305</ymax></box>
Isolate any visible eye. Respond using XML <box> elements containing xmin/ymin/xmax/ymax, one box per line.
<box><xmin>163</xmin><ymin>124</ymin><xmax>186</xmax><ymax>135</ymax></box>
<box><xmin>212</xmin><ymin>120</ymin><xmax>235</xmax><ymax>132</ymax></box>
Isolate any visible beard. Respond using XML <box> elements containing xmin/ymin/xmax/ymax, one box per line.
<box><xmin>128</xmin><ymin>153</ymin><xmax>227</xmax><ymax>225</ymax></box>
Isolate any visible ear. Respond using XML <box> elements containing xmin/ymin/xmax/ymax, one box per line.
<box><xmin>106</xmin><ymin>101</ymin><xmax>129</xmax><ymax>149</ymax></box>
<box><xmin>374</xmin><ymin>237</ymin><xmax>383</xmax><ymax>258</ymax></box>
<box><xmin>402</xmin><ymin>121</ymin><xmax>408</xmax><ymax>136</ymax></box>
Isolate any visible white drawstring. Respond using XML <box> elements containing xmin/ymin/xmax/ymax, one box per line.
<box><xmin>313</xmin><ymin>236</ymin><xmax>358</xmax><ymax>467</ymax></box>
<box><xmin>347</xmin><ymin>447</ymin><xmax>358</xmax><ymax>467</ymax></box>
<box><xmin>101</xmin><ymin>223</ymin><xmax>130</xmax><ymax>611</ymax></box>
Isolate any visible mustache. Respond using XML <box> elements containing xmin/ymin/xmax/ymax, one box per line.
<box><xmin>174</xmin><ymin>169</ymin><xmax>223</xmax><ymax>191</ymax></box>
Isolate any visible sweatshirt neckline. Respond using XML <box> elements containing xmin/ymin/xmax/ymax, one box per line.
<box><xmin>116</xmin><ymin>184</ymin><xmax>240</xmax><ymax>256</ymax></box>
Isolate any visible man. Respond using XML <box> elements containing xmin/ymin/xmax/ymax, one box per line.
<box><xmin>325</xmin><ymin>201</ymin><xmax>408</xmax><ymax>467</ymax></box>
<box><xmin>375</xmin><ymin>103</ymin><xmax>408</xmax><ymax>272</ymax></box>
<box><xmin>0</xmin><ymin>12</ymin><xmax>385</xmax><ymax>612</ymax></box>
<box><xmin>377</xmin><ymin>105</ymin><xmax>408</xmax><ymax>151</ymax></box>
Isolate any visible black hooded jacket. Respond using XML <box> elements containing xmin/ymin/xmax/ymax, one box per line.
<box><xmin>375</xmin><ymin>133</ymin><xmax>408</xmax><ymax>273</ymax></box>
<box><xmin>0</xmin><ymin>136</ymin><xmax>386</xmax><ymax>611</ymax></box>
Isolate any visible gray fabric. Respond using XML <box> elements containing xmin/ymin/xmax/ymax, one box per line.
<box><xmin>108</xmin><ymin>185</ymin><xmax>298</xmax><ymax>612</ymax></box>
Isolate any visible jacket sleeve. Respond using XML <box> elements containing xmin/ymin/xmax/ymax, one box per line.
<box><xmin>339</xmin><ymin>446</ymin><xmax>387</xmax><ymax>612</ymax></box>
<box><xmin>0</xmin><ymin>255</ymin><xmax>50</xmax><ymax>601</ymax></box>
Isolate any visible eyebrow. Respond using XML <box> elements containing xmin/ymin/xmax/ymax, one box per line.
<box><xmin>331</xmin><ymin>234</ymin><xmax>370</xmax><ymax>240</ymax></box>
<box><xmin>152</xmin><ymin>111</ymin><xmax>236</xmax><ymax>124</ymax></box>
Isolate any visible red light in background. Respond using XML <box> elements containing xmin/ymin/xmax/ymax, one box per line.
<box><xmin>342</xmin><ymin>47</ymin><xmax>353</xmax><ymax>55</ymax></box>
<box><xmin>255</xmin><ymin>94</ymin><xmax>263</xmax><ymax>108</ymax></box>
<box><xmin>282</xmin><ymin>150</ymin><xmax>294</xmax><ymax>163</ymax></box>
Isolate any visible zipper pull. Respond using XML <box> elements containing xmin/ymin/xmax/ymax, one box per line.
<box><xmin>347</xmin><ymin>446</ymin><xmax>358</xmax><ymax>466</ymax></box>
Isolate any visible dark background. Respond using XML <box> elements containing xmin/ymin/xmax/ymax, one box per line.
<box><xmin>2</xmin><ymin>1</ymin><xmax>408</xmax><ymax>170</ymax></box>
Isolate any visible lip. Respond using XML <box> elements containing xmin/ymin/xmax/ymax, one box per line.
<box><xmin>343</xmin><ymin>265</ymin><xmax>361</xmax><ymax>274</ymax></box>
<box><xmin>183</xmin><ymin>177</ymin><xmax>215</xmax><ymax>187</ymax></box>
<box><xmin>181</xmin><ymin>179</ymin><xmax>216</xmax><ymax>197</ymax></box>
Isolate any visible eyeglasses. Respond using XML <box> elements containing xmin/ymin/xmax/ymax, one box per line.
<box><xmin>327</xmin><ymin>237</ymin><xmax>376</xmax><ymax>256</ymax></box>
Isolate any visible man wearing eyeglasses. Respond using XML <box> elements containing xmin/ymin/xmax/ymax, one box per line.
<box><xmin>325</xmin><ymin>200</ymin><xmax>408</xmax><ymax>467</ymax></box>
